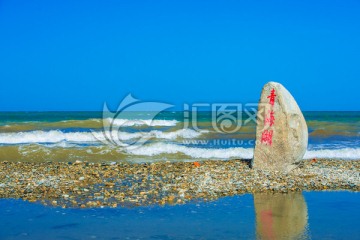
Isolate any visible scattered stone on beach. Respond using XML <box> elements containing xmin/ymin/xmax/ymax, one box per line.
<box><xmin>253</xmin><ymin>82</ymin><xmax>308</xmax><ymax>172</ymax></box>
<box><xmin>0</xmin><ymin>159</ymin><xmax>358</xmax><ymax>208</ymax></box>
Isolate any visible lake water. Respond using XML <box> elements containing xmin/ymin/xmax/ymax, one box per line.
<box><xmin>0</xmin><ymin>191</ymin><xmax>359</xmax><ymax>240</ymax></box>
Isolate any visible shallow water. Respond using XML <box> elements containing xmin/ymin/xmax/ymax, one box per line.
<box><xmin>0</xmin><ymin>191</ymin><xmax>359</xmax><ymax>239</ymax></box>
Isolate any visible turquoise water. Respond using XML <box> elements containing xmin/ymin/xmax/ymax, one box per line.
<box><xmin>0</xmin><ymin>111</ymin><xmax>359</xmax><ymax>162</ymax></box>
<box><xmin>0</xmin><ymin>191</ymin><xmax>358</xmax><ymax>239</ymax></box>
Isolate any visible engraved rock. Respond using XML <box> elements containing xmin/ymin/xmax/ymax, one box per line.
<box><xmin>252</xmin><ymin>82</ymin><xmax>308</xmax><ymax>172</ymax></box>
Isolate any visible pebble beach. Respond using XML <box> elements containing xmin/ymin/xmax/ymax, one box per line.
<box><xmin>0</xmin><ymin>159</ymin><xmax>358</xmax><ymax>208</ymax></box>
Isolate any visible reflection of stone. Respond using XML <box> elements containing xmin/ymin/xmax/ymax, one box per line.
<box><xmin>252</xmin><ymin>82</ymin><xmax>308</xmax><ymax>172</ymax></box>
<box><xmin>254</xmin><ymin>193</ymin><xmax>308</xmax><ymax>240</ymax></box>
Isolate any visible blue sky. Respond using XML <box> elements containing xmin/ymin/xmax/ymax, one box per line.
<box><xmin>0</xmin><ymin>0</ymin><xmax>359</xmax><ymax>111</ymax></box>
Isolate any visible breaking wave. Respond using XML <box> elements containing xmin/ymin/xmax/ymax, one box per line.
<box><xmin>0</xmin><ymin>129</ymin><xmax>204</xmax><ymax>144</ymax></box>
<box><xmin>107</xmin><ymin>118</ymin><xmax>179</xmax><ymax>127</ymax></box>
<box><xmin>0</xmin><ymin>143</ymin><xmax>359</xmax><ymax>162</ymax></box>
<box><xmin>304</xmin><ymin>148</ymin><xmax>360</xmax><ymax>159</ymax></box>
<box><xmin>0</xmin><ymin>118</ymin><xmax>180</xmax><ymax>132</ymax></box>
<box><xmin>126</xmin><ymin>143</ymin><xmax>254</xmax><ymax>159</ymax></box>
<box><xmin>127</xmin><ymin>144</ymin><xmax>360</xmax><ymax>160</ymax></box>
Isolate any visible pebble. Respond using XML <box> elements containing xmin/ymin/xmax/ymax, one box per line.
<box><xmin>0</xmin><ymin>159</ymin><xmax>358</xmax><ymax>209</ymax></box>
<box><xmin>74</xmin><ymin>160</ymin><xmax>83</xmax><ymax>165</ymax></box>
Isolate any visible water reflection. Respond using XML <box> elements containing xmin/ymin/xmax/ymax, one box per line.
<box><xmin>254</xmin><ymin>192</ymin><xmax>309</xmax><ymax>239</ymax></box>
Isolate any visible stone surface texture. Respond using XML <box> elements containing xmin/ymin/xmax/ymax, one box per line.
<box><xmin>252</xmin><ymin>82</ymin><xmax>308</xmax><ymax>172</ymax></box>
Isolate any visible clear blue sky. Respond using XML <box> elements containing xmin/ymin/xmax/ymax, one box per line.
<box><xmin>0</xmin><ymin>0</ymin><xmax>359</xmax><ymax>111</ymax></box>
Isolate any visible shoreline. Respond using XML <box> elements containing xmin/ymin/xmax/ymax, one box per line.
<box><xmin>0</xmin><ymin>159</ymin><xmax>359</xmax><ymax>208</ymax></box>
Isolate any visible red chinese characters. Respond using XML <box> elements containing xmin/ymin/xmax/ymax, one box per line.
<box><xmin>267</xmin><ymin>89</ymin><xmax>277</xmax><ymax>106</ymax></box>
<box><xmin>264</xmin><ymin>110</ymin><xmax>275</xmax><ymax>127</ymax></box>
<box><xmin>261</xmin><ymin>88</ymin><xmax>276</xmax><ymax>146</ymax></box>
<box><xmin>261</xmin><ymin>129</ymin><xmax>273</xmax><ymax>146</ymax></box>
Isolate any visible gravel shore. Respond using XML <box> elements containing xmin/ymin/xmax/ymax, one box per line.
<box><xmin>0</xmin><ymin>159</ymin><xmax>359</xmax><ymax>208</ymax></box>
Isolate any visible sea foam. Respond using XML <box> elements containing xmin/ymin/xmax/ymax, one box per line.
<box><xmin>0</xmin><ymin>129</ymin><xmax>203</xmax><ymax>144</ymax></box>
<box><xmin>126</xmin><ymin>143</ymin><xmax>360</xmax><ymax>160</ymax></box>
<box><xmin>126</xmin><ymin>143</ymin><xmax>254</xmax><ymax>159</ymax></box>
<box><xmin>107</xmin><ymin>118</ymin><xmax>179</xmax><ymax>127</ymax></box>
<box><xmin>304</xmin><ymin>148</ymin><xmax>360</xmax><ymax>159</ymax></box>
<box><xmin>1</xmin><ymin>131</ymin><xmax>359</xmax><ymax>159</ymax></box>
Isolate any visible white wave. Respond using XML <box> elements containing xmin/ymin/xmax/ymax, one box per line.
<box><xmin>304</xmin><ymin>148</ymin><xmax>360</xmax><ymax>159</ymax></box>
<box><xmin>0</xmin><ymin>129</ymin><xmax>203</xmax><ymax>144</ymax></box>
<box><xmin>126</xmin><ymin>143</ymin><xmax>360</xmax><ymax>160</ymax></box>
<box><xmin>95</xmin><ymin>129</ymin><xmax>204</xmax><ymax>142</ymax></box>
<box><xmin>149</xmin><ymin>129</ymin><xmax>207</xmax><ymax>139</ymax></box>
<box><xmin>106</xmin><ymin>118</ymin><xmax>178</xmax><ymax>127</ymax></box>
<box><xmin>126</xmin><ymin>143</ymin><xmax>254</xmax><ymax>159</ymax></box>
<box><xmin>1</xmin><ymin>130</ymin><xmax>359</xmax><ymax>160</ymax></box>
<box><xmin>0</xmin><ymin>130</ymin><xmax>98</xmax><ymax>144</ymax></box>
